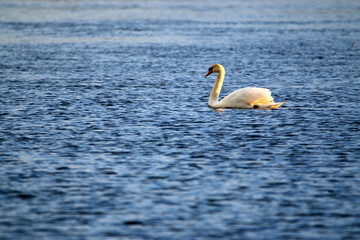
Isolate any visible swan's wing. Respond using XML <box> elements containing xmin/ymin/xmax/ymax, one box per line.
<box><xmin>219</xmin><ymin>87</ymin><xmax>274</xmax><ymax>108</ymax></box>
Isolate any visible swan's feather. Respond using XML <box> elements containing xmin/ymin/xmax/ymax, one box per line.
<box><xmin>217</xmin><ymin>87</ymin><xmax>274</xmax><ymax>108</ymax></box>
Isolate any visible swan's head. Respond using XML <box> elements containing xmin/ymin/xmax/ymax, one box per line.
<box><xmin>205</xmin><ymin>64</ymin><xmax>224</xmax><ymax>77</ymax></box>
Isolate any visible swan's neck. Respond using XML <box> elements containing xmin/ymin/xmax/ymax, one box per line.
<box><xmin>208</xmin><ymin>66</ymin><xmax>225</xmax><ymax>107</ymax></box>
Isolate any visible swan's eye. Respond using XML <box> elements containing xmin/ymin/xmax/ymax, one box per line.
<box><xmin>208</xmin><ymin>67</ymin><xmax>214</xmax><ymax>72</ymax></box>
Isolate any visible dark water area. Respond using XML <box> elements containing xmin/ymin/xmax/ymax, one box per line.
<box><xmin>1</xmin><ymin>0</ymin><xmax>360</xmax><ymax>239</ymax></box>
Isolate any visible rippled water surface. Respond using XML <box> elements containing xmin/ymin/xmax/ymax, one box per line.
<box><xmin>1</xmin><ymin>0</ymin><xmax>360</xmax><ymax>239</ymax></box>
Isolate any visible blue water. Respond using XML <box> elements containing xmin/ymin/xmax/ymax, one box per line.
<box><xmin>1</xmin><ymin>0</ymin><xmax>360</xmax><ymax>239</ymax></box>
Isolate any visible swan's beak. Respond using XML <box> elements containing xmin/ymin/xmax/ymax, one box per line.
<box><xmin>205</xmin><ymin>70</ymin><xmax>212</xmax><ymax>77</ymax></box>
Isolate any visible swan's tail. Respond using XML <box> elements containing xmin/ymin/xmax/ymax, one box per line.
<box><xmin>269</xmin><ymin>102</ymin><xmax>286</xmax><ymax>108</ymax></box>
<box><xmin>255</xmin><ymin>102</ymin><xmax>286</xmax><ymax>109</ymax></box>
<box><xmin>270</xmin><ymin>102</ymin><xmax>286</xmax><ymax>108</ymax></box>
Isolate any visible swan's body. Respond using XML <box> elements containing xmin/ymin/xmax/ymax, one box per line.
<box><xmin>205</xmin><ymin>64</ymin><xmax>285</xmax><ymax>109</ymax></box>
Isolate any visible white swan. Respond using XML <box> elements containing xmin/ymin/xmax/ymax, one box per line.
<box><xmin>205</xmin><ymin>64</ymin><xmax>285</xmax><ymax>109</ymax></box>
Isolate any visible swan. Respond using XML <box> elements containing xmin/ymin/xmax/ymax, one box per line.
<box><xmin>205</xmin><ymin>64</ymin><xmax>285</xmax><ymax>109</ymax></box>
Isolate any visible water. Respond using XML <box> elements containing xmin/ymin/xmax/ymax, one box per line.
<box><xmin>1</xmin><ymin>0</ymin><xmax>360</xmax><ymax>239</ymax></box>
